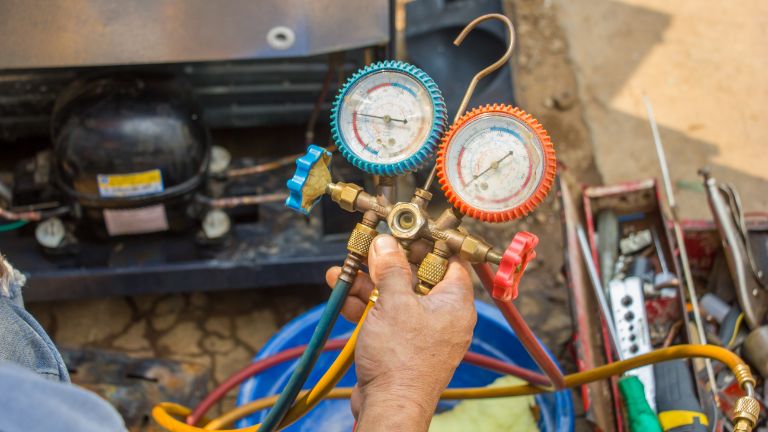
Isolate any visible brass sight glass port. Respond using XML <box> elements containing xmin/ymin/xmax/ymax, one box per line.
<box><xmin>387</xmin><ymin>202</ymin><xmax>426</xmax><ymax>241</ymax></box>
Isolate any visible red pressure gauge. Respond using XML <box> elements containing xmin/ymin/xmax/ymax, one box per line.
<box><xmin>436</xmin><ymin>104</ymin><xmax>556</xmax><ymax>223</ymax></box>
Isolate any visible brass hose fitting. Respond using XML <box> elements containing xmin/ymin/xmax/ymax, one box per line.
<box><xmin>734</xmin><ymin>364</ymin><xmax>757</xmax><ymax>391</ymax></box>
<box><xmin>733</xmin><ymin>396</ymin><xmax>760</xmax><ymax>432</ymax></box>
<box><xmin>339</xmin><ymin>219</ymin><xmax>378</xmax><ymax>284</ymax></box>
<box><xmin>328</xmin><ymin>182</ymin><xmax>364</xmax><ymax>212</ymax></box>
<box><xmin>416</xmin><ymin>249</ymin><xmax>449</xmax><ymax>295</ymax></box>
<box><xmin>347</xmin><ymin>223</ymin><xmax>378</xmax><ymax>257</ymax></box>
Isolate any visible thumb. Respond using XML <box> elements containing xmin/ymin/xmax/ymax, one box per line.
<box><xmin>368</xmin><ymin>235</ymin><xmax>414</xmax><ymax>299</ymax></box>
<box><xmin>427</xmin><ymin>257</ymin><xmax>474</xmax><ymax>304</ymax></box>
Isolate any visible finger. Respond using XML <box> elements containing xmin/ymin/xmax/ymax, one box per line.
<box><xmin>325</xmin><ymin>267</ymin><xmax>375</xmax><ymax>303</ymax></box>
<box><xmin>406</xmin><ymin>238</ymin><xmax>433</xmax><ymax>266</ymax></box>
<box><xmin>368</xmin><ymin>235</ymin><xmax>414</xmax><ymax>299</ymax></box>
<box><xmin>350</xmin><ymin>384</ymin><xmax>362</xmax><ymax>420</ymax></box>
<box><xmin>339</xmin><ymin>296</ymin><xmax>369</xmax><ymax>323</ymax></box>
<box><xmin>427</xmin><ymin>257</ymin><xmax>474</xmax><ymax>303</ymax></box>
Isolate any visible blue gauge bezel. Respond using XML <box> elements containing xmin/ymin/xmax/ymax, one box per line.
<box><xmin>330</xmin><ymin>60</ymin><xmax>447</xmax><ymax>176</ymax></box>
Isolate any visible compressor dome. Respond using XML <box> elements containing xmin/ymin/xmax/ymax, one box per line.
<box><xmin>51</xmin><ymin>74</ymin><xmax>210</xmax><ymax>207</ymax></box>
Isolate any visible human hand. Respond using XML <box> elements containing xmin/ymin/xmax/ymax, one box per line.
<box><xmin>325</xmin><ymin>235</ymin><xmax>476</xmax><ymax>431</ymax></box>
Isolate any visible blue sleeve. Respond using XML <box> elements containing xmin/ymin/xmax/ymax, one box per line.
<box><xmin>0</xmin><ymin>257</ymin><xmax>70</xmax><ymax>382</ymax></box>
<box><xmin>0</xmin><ymin>361</ymin><xmax>127</xmax><ymax>432</ymax></box>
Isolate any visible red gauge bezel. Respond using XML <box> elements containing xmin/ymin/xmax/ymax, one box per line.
<box><xmin>436</xmin><ymin>104</ymin><xmax>556</xmax><ymax>223</ymax></box>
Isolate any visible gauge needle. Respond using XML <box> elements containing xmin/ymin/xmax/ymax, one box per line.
<box><xmin>357</xmin><ymin>112</ymin><xmax>408</xmax><ymax>124</ymax></box>
<box><xmin>467</xmin><ymin>151</ymin><xmax>514</xmax><ymax>186</ymax></box>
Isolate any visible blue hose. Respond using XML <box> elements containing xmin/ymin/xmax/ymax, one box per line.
<box><xmin>257</xmin><ymin>277</ymin><xmax>353</xmax><ymax>431</ymax></box>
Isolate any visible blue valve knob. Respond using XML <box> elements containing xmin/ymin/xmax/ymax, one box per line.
<box><xmin>285</xmin><ymin>145</ymin><xmax>333</xmax><ymax>215</ymax></box>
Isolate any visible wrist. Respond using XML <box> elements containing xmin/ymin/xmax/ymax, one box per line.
<box><xmin>357</xmin><ymin>389</ymin><xmax>436</xmax><ymax>432</ymax></box>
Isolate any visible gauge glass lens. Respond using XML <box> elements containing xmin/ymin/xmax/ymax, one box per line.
<box><xmin>444</xmin><ymin>113</ymin><xmax>545</xmax><ymax>212</ymax></box>
<box><xmin>338</xmin><ymin>71</ymin><xmax>434</xmax><ymax>164</ymax></box>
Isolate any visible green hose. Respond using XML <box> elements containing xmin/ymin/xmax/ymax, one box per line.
<box><xmin>257</xmin><ymin>277</ymin><xmax>353</xmax><ymax>431</ymax></box>
<box><xmin>0</xmin><ymin>220</ymin><xmax>28</xmax><ymax>232</ymax></box>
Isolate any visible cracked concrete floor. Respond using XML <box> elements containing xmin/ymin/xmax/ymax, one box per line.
<box><xmin>27</xmin><ymin>288</ymin><xmax>327</xmax><ymax>421</ymax></box>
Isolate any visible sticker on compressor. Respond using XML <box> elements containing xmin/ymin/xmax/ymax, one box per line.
<box><xmin>103</xmin><ymin>204</ymin><xmax>169</xmax><ymax>236</ymax></box>
<box><xmin>97</xmin><ymin>169</ymin><xmax>164</xmax><ymax>198</ymax></box>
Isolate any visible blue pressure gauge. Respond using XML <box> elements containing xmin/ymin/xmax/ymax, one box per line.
<box><xmin>330</xmin><ymin>61</ymin><xmax>447</xmax><ymax>176</ymax></box>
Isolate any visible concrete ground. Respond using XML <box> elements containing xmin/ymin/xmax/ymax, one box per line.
<box><xmin>553</xmin><ymin>0</ymin><xmax>768</xmax><ymax>219</ymax></box>
<box><xmin>27</xmin><ymin>288</ymin><xmax>326</xmax><ymax>419</ymax></box>
<box><xmin>20</xmin><ymin>0</ymin><xmax>768</xmax><ymax>430</ymax></box>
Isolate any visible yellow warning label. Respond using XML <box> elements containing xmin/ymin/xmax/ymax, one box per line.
<box><xmin>97</xmin><ymin>169</ymin><xmax>164</xmax><ymax>198</ymax></box>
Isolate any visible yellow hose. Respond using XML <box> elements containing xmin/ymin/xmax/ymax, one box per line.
<box><xmin>153</xmin><ymin>403</ymin><xmax>261</xmax><ymax>432</ymax></box>
<box><xmin>205</xmin><ymin>300</ymin><xmax>374</xmax><ymax>430</ymax></box>
<box><xmin>154</xmin><ymin>343</ymin><xmax>755</xmax><ymax>430</ymax></box>
<box><xmin>206</xmin><ymin>389</ymin><xmax>353</xmax><ymax>429</ymax></box>
<box><xmin>153</xmin><ymin>299</ymin><xmax>374</xmax><ymax>432</ymax></box>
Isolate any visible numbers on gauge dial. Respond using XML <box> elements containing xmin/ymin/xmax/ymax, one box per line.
<box><xmin>338</xmin><ymin>71</ymin><xmax>434</xmax><ymax>164</ymax></box>
<box><xmin>444</xmin><ymin>114</ymin><xmax>545</xmax><ymax>212</ymax></box>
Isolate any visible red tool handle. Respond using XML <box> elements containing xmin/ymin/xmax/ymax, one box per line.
<box><xmin>493</xmin><ymin>231</ymin><xmax>539</xmax><ymax>301</ymax></box>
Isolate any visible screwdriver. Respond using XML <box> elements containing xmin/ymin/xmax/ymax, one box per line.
<box><xmin>654</xmin><ymin>360</ymin><xmax>708</xmax><ymax>432</ymax></box>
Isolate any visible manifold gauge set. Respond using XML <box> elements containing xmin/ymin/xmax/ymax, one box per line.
<box><xmin>286</xmin><ymin>59</ymin><xmax>556</xmax><ymax>299</ymax></box>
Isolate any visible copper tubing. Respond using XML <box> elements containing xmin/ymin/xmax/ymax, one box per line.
<box><xmin>305</xmin><ymin>58</ymin><xmax>337</xmax><ymax>145</ymax></box>
<box><xmin>226</xmin><ymin>145</ymin><xmax>338</xmax><ymax>178</ymax></box>
<box><xmin>0</xmin><ymin>207</ymin><xmax>42</xmax><ymax>221</ymax></box>
<box><xmin>0</xmin><ymin>206</ymin><xmax>69</xmax><ymax>222</ymax></box>
<box><xmin>474</xmin><ymin>262</ymin><xmax>567</xmax><ymax>389</ymax></box>
<box><xmin>226</xmin><ymin>154</ymin><xmax>307</xmax><ymax>178</ymax></box>
<box><xmin>202</xmin><ymin>193</ymin><xmax>288</xmax><ymax>209</ymax></box>
<box><xmin>662</xmin><ymin>320</ymin><xmax>684</xmax><ymax>348</ymax></box>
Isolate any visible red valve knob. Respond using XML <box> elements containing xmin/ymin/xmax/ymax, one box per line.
<box><xmin>493</xmin><ymin>231</ymin><xmax>539</xmax><ymax>301</ymax></box>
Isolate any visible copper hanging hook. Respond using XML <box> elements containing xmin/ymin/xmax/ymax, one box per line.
<box><xmin>452</xmin><ymin>13</ymin><xmax>515</xmax><ymax>123</ymax></box>
<box><xmin>422</xmin><ymin>13</ymin><xmax>515</xmax><ymax>191</ymax></box>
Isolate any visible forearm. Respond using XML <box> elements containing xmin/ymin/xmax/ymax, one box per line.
<box><xmin>356</xmin><ymin>393</ymin><xmax>436</xmax><ymax>431</ymax></box>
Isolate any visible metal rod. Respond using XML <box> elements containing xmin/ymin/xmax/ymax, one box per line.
<box><xmin>422</xmin><ymin>13</ymin><xmax>515</xmax><ymax>191</ymax></box>
<box><xmin>577</xmin><ymin>225</ymin><xmax>623</xmax><ymax>359</ymax></box>
<box><xmin>642</xmin><ymin>95</ymin><xmax>719</xmax><ymax>399</ymax></box>
<box><xmin>651</xmin><ymin>228</ymin><xmax>670</xmax><ymax>275</ymax></box>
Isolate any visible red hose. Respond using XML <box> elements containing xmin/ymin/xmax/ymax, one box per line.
<box><xmin>473</xmin><ymin>263</ymin><xmax>567</xmax><ymax>389</ymax></box>
<box><xmin>186</xmin><ymin>340</ymin><xmax>347</xmax><ymax>425</ymax></box>
<box><xmin>463</xmin><ymin>351</ymin><xmax>550</xmax><ymax>386</ymax></box>
<box><xmin>187</xmin><ymin>338</ymin><xmax>550</xmax><ymax>425</ymax></box>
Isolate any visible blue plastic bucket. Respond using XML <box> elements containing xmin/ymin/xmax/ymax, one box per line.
<box><xmin>237</xmin><ymin>300</ymin><xmax>574</xmax><ymax>431</ymax></box>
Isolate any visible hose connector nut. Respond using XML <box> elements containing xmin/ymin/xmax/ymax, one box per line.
<box><xmin>459</xmin><ymin>235</ymin><xmax>493</xmax><ymax>263</ymax></box>
<box><xmin>329</xmin><ymin>182</ymin><xmax>364</xmax><ymax>212</ymax></box>
<box><xmin>733</xmin><ymin>396</ymin><xmax>760</xmax><ymax>432</ymax></box>
<box><xmin>347</xmin><ymin>223</ymin><xmax>378</xmax><ymax>257</ymax></box>
<box><xmin>734</xmin><ymin>364</ymin><xmax>757</xmax><ymax>391</ymax></box>
<box><xmin>416</xmin><ymin>251</ymin><xmax>449</xmax><ymax>295</ymax></box>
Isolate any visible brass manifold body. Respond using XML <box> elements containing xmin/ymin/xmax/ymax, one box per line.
<box><xmin>330</xmin><ymin>178</ymin><xmax>502</xmax><ymax>294</ymax></box>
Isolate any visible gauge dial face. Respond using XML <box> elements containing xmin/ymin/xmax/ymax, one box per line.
<box><xmin>337</xmin><ymin>70</ymin><xmax>435</xmax><ymax>166</ymax></box>
<box><xmin>442</xmin><ymin>112</ymin><xmax>550</xmax><ymax>219</ymax></box>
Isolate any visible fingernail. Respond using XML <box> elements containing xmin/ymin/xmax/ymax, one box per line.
<box><xmin>373</xmin><ymin>235</ymin><xmax>398</xmax><ymax>255</ymax></box>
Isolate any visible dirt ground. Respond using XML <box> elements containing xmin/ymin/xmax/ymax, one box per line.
<box><xmin>23</xmin><ymin>0</ymin><xmax>763</xmax><ymax>430</ymax></box>
<box><xmin>553</xmin><ymin>0</ymin><xmax>768</xmax><ymax>220</ymax></box>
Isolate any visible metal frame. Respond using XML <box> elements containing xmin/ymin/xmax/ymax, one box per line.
<box><xmin>5</xmin><ymin>203</ymin><xmax>349</xmax><ymax>301</ymax></box>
